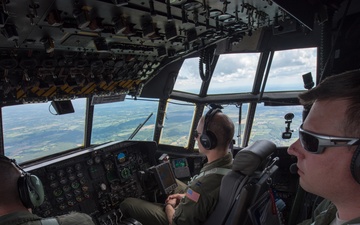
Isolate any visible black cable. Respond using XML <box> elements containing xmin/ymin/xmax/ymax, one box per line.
<box><xmin>199</xmin><ymin>45</ymin><xmax>216</xmax><ymax>82</ymax></box>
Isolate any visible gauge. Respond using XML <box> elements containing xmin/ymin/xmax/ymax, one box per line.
<box><xmin>86</xmin><ymin>158</ymin><xmax>94</xmax><ymax>166</ymax></box>
<box><xmin>79</xmin><ymin>178</ymin><xmax>86</xmax><ymax>185</ymax></box>
<box><xmin>82</xmin><ymin>185</ymin><xmax>89</xmax><ymax>192</ymax></box>
<box><xmin>84</xmin><ymin>192</ymin><xmax>90</xmax><ymax>199</ymax></box>
<box><xmin>59</xmin><ymin>204</ymin><xmax>66</xmax><ymax>210</ymax></box>
<box><xmin>71</xmin><ymin>181</ymin><xmax>80</xmax><ymax>189</ymax></box>
<box><xmin>62</xmin><ymin>185</ymin><xmax>71</xmax><ymax>192</ymax></box>
<box><xmin>59</xmin><ymin>177</ymin><xmax>68</xmax><ymax>185</ymax></box>
<box><xmin>47</xmin><ymin>173</ymin><xmax>56</xmax><ymax>180</ymax></box>
<box><xmin>50</xmin><ymin>181</ymin><xmax>59</xmax><ymax>189</ymax></box>
<box><xmin>43</xmin><ymin>210</ymin><xmax>51</xmax><ymax>217</ymax></box>
<box><xmin>74</xmin><ymin>189</ymin><xmax>82</xmax><ymax>196</ymax></box>
<box><xmin>65</xmin><ymin>193</ymin><xmax>73</xmax><ymax>200</ymax></box>
<box><xmin>94</xmin><ymin>156</ymin><xmax>101</xmax><ymax>164</ymax></box>
<box><xmin>104</xmin><ymin>160</ymin><xmax>113</xmax><ymax>170</ymax></box>
<box><xmin>121</xmin><ymin>168</ymin><xmax>131</xmax><ymax>179</ymax></box>
<box><xmin>74</xmin><ymin>163</ymin><xmax>82</xmax><ymax>171</ymax></box>
<box><xmin>53</xmin><ymin>188</ymin><xmax>63</xmax><ymax>197</ymax></box>
<box><xmin>68</xmin><ymin>174</ymin><xmax>76</xmax><ymax>181</ymax></box>
<box><xmin>67</xmin><ymin>200</ymin><xmax>76</xmax><ymax>206</ymax></box>
<box><xmin>76</xmin><ymin>196</ymin><xmax>84</xmax><ymax>202</ymax></box>
<box><xmin>117</xmin><ymin>152</ymin><xmax>126</xmax><ymax>163</ymax></box>
<box><xmin>76</xmin><ymin>171</ymin><xmax>84</xmax><ymax>178</ymax></box>
<box><xmin>66</xmin><ymin>166</ymin><xmax>73</xmax><ymax>173</ymax></box>
<box><xmin>57</xmin><ymin>170</ymin><xmax>65</xmax><ymax>177</ymax></box>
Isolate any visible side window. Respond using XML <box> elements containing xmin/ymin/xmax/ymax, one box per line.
<box><xmin>159</xmin><ymin>100</ymin><xmax>195</xmax><ymax>147</ymax></box>
<box><xmin>220</xmin><ymin>104</ymin><xmax>249</xmax><ymax>147</ymax></box>
<box><xmin>265</xmin><ymin>47</ymin><xmax>317</xmax><ymax>91</ymax></box>
<box><xmin>2</xmin><ymin>99</ymin><xmax>86</xmax><ymax>163</ymax></box>
<box><xmin>249</xmin><ymin>104</ymin><xmax>303</xmax><ymax>147</ymax></box>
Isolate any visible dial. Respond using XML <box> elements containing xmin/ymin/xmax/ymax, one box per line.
<box><xmin>94</xmin><ymin>156</ymin><xmax>101</xmax><ymax>164</ymax></box>
<box><xmin>66</xmin><ymin>166</ymin><xmax>73</xmax><ymax>173</ymax></box>
<box><xmin>74</xmin><ymin>163</ymin><xmax>82</xmax><ymax>171</ymax></box>
<box><xmin>104</xmin><ymin>160</ymin><xmax>114</xmax><ymax>170</ymax></box>
<box><xmin>86</xmin><ymin>158</ymin><xmax>94</xmax><ymax>166</ymax></box>
<box><xmin>121</xmin><ymin>168</ymin><xmax>131</xmax><ymax>179</ymax></box>
<box><xmin>50</xmin><ymin>181</ymin><xmax>59</xmax><ymax>189</ymax></box>
<box><xmin>47</xmin><ymin>173</ymin><xmax>56</xmax><ymax>180</ymax></box>
<box><xmin>117</xmin><ymin>152</ymin><xmax>126</xmax><ymax>163</ymax></box>
<box><xmin>57</xmin><ymin>170</ymin><xmax>65</xmax><ymax>177</ymax></box>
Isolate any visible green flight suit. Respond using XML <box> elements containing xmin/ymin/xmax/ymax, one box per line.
<box><xmin>298</xmin><ymin>199</ymin><xmax>360</xmax><ymax>225</ymax></box>
<box><xmin>0</xmin><ymin>211</ymin><xmax>95</xmax><ymax>225</ymax></box>
<box><xmin>119</xmin><ymin>153</ymin><xmax>233</xmax><ymax>225</ymax></box>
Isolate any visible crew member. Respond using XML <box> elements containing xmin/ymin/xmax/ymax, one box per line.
<box><xmin>0</xmin><ymin>155</ymin><xmax>96</xmax><ymax>225</ymax></box>
<box><xmin>120</xmin><ymin>107</ymin><xmax>235</xmax><ymax>225</ymax></box>
<box><xmin>288</xmin><ymin>70</ymin><xmax>360</xmax><ymax>224</ymax></box>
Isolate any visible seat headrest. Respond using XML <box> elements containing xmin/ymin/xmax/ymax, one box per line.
<box><xmin>232</xmin><ymin>140</ymin><xmax>276</xmax><ymax>175</ymax></box>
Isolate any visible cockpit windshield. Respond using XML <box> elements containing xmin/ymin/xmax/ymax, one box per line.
<box><xmin>2</xmin><ymin>47</ymin><xmax>317</xmax><ymax>164</ymax></box>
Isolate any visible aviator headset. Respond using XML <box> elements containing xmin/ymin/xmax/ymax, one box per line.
<box><xmin>350</xmin><ymin>145</ymin><xmax>360</xmax><ymax>184</ymax></box>
<box><xmin>200</xmin><ymin>108</ymin><xmax>222</xmax><ymax>150</ymax></box>
<box><xmin>0</xmin><ymin>155</ymin><xmax>44</xmax><ymax>208</ymax></box>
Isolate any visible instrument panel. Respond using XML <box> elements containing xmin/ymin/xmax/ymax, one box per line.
<box><xmin>28</xmin><ymin>140</ymin><xmax>157</xmax><ymax>225</ymax></box>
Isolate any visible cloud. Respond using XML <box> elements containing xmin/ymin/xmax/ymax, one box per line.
<box><xmin>173</xmin><ymin>47</ymin><xmax>317</xmax><ymax>93</ymax></box>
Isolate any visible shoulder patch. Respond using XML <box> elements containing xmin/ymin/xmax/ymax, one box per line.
<box><xmin>186</xmin><ymin>188</ymin><xmax>200</xmax><ymax>202</ymax></box>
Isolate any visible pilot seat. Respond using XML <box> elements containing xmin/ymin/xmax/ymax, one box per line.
<box><xmin>204</xmin><ymin>139</ymin><xmax>281</xmax><ymax>225</ymax></box>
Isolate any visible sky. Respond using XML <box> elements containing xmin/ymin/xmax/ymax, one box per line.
<box><xmin>173</xmin><ymin>47</ymin><xmax>317</xmax><ymax>94</ymax></box>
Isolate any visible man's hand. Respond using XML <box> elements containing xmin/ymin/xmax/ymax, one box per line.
<box><xmin>165</xmin><ymin>193</ymin><xmax>185</xmax><ymax>207</ymax></box>
<box><xmin>164</xmin><ymin>193</ymin><xmax>186</xmax><ymax>225</ymax></box>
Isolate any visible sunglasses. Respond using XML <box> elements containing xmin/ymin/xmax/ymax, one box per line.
<box><xmin>194</xmin><ymin>130</ymin><xmax>201</xmax><ymax>138</ymax></box>
<box><xmin>299</xmin><ymin>124</ymin><xmax>360</xmax><ymax>154</ymax></box>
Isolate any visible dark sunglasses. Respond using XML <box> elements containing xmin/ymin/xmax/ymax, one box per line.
<box><xmin>194</xmin><ymin>130</ymin><xmax>201</xmax><ymax>138</ymax></box>
<box><xmin>299</xmin><ymin>124</ymin><xmax>360</xmax><ymax>154</ymax></box>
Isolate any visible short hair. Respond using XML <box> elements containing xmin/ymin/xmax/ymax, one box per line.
<box><xmin>299</xmin><ymin>70</ymin><xmax>360</xmax><ymax>136</ymax></box>
<box><xmin>206</xmin><ymin>112</ymin><xmax>235</xmax><ymax>149</ymax></box>
<box><xmin>0</xmin><ymin>158</ymin><xmax>22</xmax><ymax>205</ymax></box>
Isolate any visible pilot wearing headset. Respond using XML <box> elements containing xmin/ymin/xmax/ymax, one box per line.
<box><xmin>0</xmin><ymin>155</ymin><xmax>96</xmax><ymax>225</ymax></box>
<box><xmin>120</xmin><ymin>106</ymin><xmax>235</xmax><ymax>225</ymax></box>
<box><xmin>288</xmin><ymin>70</ymin><xmax>360</xmax><ymax>225</ymax></box>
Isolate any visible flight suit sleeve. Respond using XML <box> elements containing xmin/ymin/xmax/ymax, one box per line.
<box><xmin>172</xmin><ymin>176</ymin><xmax>222</xmax><ymax>225</ymax></box>
<box><xmin>296</xmin><ymin>199</ymin><xmax>335</xmax><ymax>225</ymax></box>
<box><xmin>57</xmin><ymin>212</ymin><xmax>96</xmax><ymax>225</ymax></box>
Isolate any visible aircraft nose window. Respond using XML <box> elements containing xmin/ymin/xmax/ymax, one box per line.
<box><xmin>208</xmin><ymin>53</ymin><xmax>260</xmax><ymax>94</ymax></box>
<box><xmin>2</xmin><ymin>99</ymin><xmax>86</xmax><ymax>164</ymax></box>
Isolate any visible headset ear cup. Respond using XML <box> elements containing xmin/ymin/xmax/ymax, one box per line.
<box><xmin>18</xmin><ymin>176</ymin><xmax>32</xmax><ymax>208</ymax></box>
<box><xmin>206</xmin><ymin>131</ymin><xmax>217</xmax><ymax>150</ymax></box>
<box><xmin>200</xmin><ymin>133</ymin><xmax>211</xmax><ymax>150</ymax></box>
<box><xmin>18</xmin><ymin>174</ymin><xmax>45</xmax><ymax>208</ymax></box>
<box><xmin>201</xmin><ymin>108</ymin><xmax>221</xmax><ymax>150</ymax></box>
<box><xmin>351</xmin><ymin>146</ymin><xmax>360</xmax><ymax>184</ymax></box>
<box><xmin>28</xmin><ymin>174</ymin><xmax>45</xmax><ymax>207</ymax></box>
<box><xmin>200</xmin><ymin>131</ymin><xmax>217</xmax><ymax>150</ymax></box>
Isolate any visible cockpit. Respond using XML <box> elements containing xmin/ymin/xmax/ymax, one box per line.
<box><xmin>0</xmin><ymin>0</ymin><xmax>359</xmax><ymax>224</ymax></box>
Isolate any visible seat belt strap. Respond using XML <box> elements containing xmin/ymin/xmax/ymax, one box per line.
<box><xmin>204</xmin><ymin>167</ymin><xmax>231</xmax><ymax>176</ymax></box>
<box><xmin>189</xmin><ymin>168</ymin><xmax>231</xmax><ymax>184</ymax></box>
